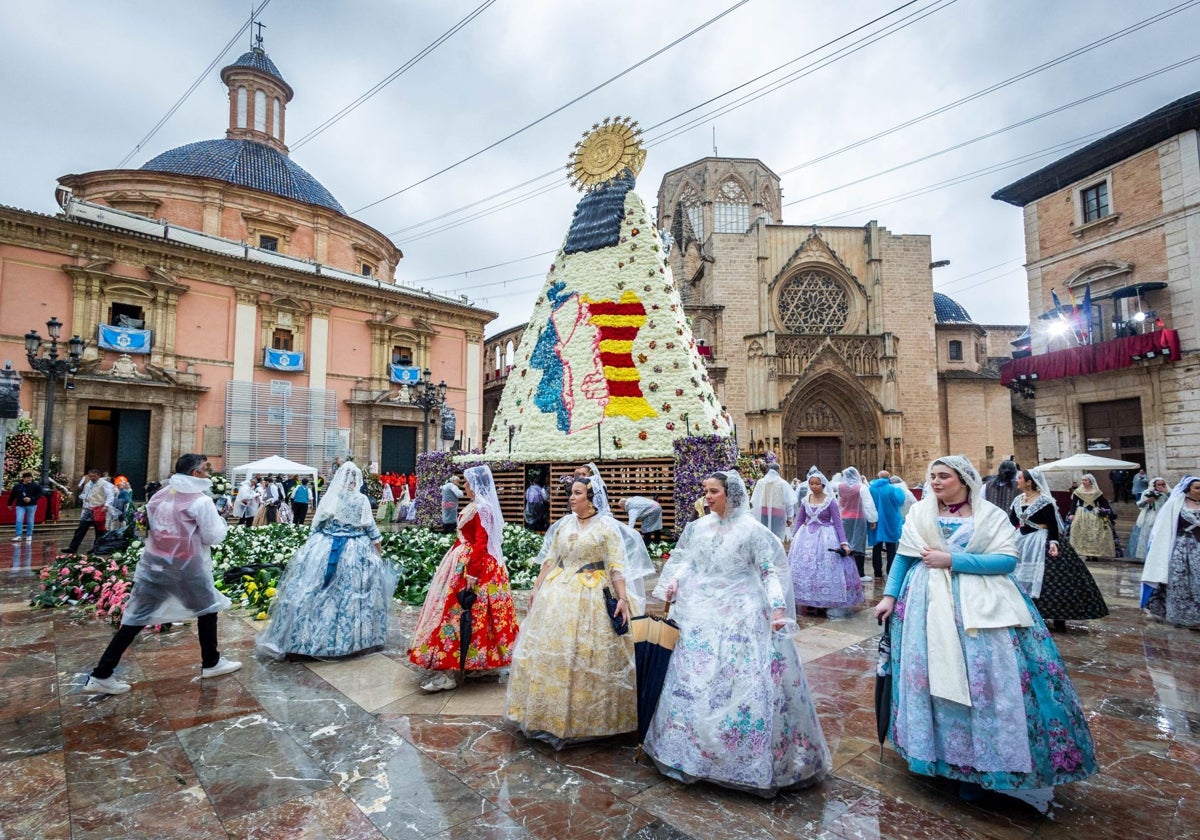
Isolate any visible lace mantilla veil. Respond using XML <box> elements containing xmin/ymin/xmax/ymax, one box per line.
<box><xmin>464</xmin><ymin>464</ymin><xmax>505</xmax><ymax>562</ymax></box>
<box><xmin>312</xmin><ymin>461</ymin><xmax>375</xmax><ymax>530</ymax></box>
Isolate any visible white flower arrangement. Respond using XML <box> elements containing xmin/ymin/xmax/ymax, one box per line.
<box><xmin>484</xmin><ymin>189</ymin><xmax>730</xmax><ymax>461</ymax></box>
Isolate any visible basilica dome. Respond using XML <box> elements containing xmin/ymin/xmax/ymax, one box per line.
<box><xmin>141</xmin><ymin>138</ymin><xmax>345</xmax><ymax>213</ymax></box>
<box><xmin>933</xmin><ymin>292</ymin><xmax>974</xmax><ymax>324</ymax></box>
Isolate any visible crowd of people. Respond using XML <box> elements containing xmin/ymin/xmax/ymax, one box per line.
<box><xmin>31</xmin><ymin>443</ymin><xmax>1198</xmax><ymax>810</ymax></box>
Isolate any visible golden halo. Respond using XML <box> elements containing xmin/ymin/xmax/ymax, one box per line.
<box><xmin>566</xmin><ymin>116</ymin><xmax>646</xmax><ymax>191</ymax></box>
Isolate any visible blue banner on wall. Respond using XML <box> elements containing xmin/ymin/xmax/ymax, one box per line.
<box><xmin>97</xmin><ymin>324</ymin><xmax>152</xmax><ymax>354</ymax></box>
<box><xmin>389</xmin><ymin>364</ymin><xmax>421</xmax><ymax>384</ymax></box>
<box><xmin>263</xmin><ymin>348</ymin><xmax>305</xmax><ymax>371</ymax></box>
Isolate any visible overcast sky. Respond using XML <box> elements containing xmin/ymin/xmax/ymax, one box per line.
<box><xmin>2</xmin><ymin>0</ymin><xmax>1196</xmax><ymax>335</ymax></box>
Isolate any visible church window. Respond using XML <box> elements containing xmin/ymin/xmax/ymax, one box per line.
<box><xmin>948</xmin><ymin>340</ymin><xmax>963</xmax><ymax>361</ymax></box>
<box><xmin>679</xmin><ymin>184</ymin><xmax>704</xmax><ymax>242</ymax></box>
<box><xmin>259</xmin><ymin>235</ymin><xmax>279</xmax><ymax>251</ymax></box>
<box><xmin>714</xmin><ymin>179</ymin><xmax>750</xmax><ymax>233</ymax></box>
<box><xmin>236</xmin><ymin>87</ymin><xmax>247</xmax><ymax>128</ymax></box>
<box><xmin>272</xmin><ymin>328</ymin><xmax>293</xmax><ymax>351</ymax></box>
<box><xmin>505</xmin><ymin>340</ymin><xmax>515</xmax><ymax>369</ymax></box>
<box><xmin>108</xmin><ymin>302</ymin><xmax>145</xmax><ymax>328</ymax></box>
<box><xmin>777</xmin><ymin>270</ymin><xmax>850</xmax><ymax>334</ymax></box>
<box><xmin>392</xmin><ymin>345</ymin><xmax>413</xmax><ymax>366</ymax></box>
<box><xmin>254</xmin><ymin>89</ymin><xmax>267</xmax><ymax>132</ymax></box>
<box><xmin>272</xmin><ymin>97</ymin><xmax>281</xmax><ymax>138</ymax></box>
<box><xmin>361</xmin><ymin>262</ymin><xmax>374</xmax><ymax>277</ymax></box>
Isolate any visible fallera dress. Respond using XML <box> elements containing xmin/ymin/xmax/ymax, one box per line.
<box><xmin>645</xmin><ymin>510</ymin><xmax>830</xmax><ymax>797</ymax></box>
<box><xmin>886</xmin><ymin>516</ymin><xmax>1097</xmax><ymax>791</ymax></box>
<box><xmin>1068</xmin><ymin>489</ymin><xmax>1116</xmax><ymax>558</ymax></box>
<box><xmin>1010</xmin><ymin>495</ymin><xmax>1108</xmax><ymax>621</ymax></box>
<box><xmin>1128</xmin><ymin>488</ymin><xmax>1166</xmax><ymax>561</ymax></box>
<box><xmin>258</xmin><ymin>518</ymin><xmax>396</xmax><ymax>659</ymax></box>
<box><xmin>408</xmin><ymin>502</ymin><xmax>519</xmax><ymax>672</ymax></box>
<box><xmin>505</xmin><ymin>514</ymin><xmax>637</xmax><ymax>748</ymax></box>
<box><xmin>789</xmin><ymin>496</ymin><xmax>862</xmax><ymax>609</ymax></box>
<box><xmin>1144</xmin><ymin>507</ymin><xmax>1200</xmax><ymax>628</ymax></box>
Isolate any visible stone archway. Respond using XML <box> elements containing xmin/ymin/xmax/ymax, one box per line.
<box><xmin>780</xmin><ymin>370</ymin><xmax>883</xmax><ymax>480</ymax></box>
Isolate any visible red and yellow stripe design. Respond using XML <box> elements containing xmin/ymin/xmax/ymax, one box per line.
<box><xmin>584</xmin><ymin>291</ymin><xmax>657</xmax><ymax>421</ymax></box>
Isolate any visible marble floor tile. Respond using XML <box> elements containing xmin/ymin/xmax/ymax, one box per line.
<box><xmin>146</xmin><ymin>670</ymin><xmax>265</xmax><ymax>731</ymax></box>
<box><xmin>0</xmin><ymin>750</ymin><xmax>71</xmax><ymax>839</ymax></box>
<box><xmin>382</xmin><ymin>714</ymin><xmax>526</xmax><ymax>772</ymax></box>
<box><xmin>223</xmin><ymin>785</ymin><xmax>386</xmax><ymax>840</ymax></box>
<box><xmin>307</xmin><ymin>651</ymin><xmax>426</xmax><ymax>712</ymax></box>
<box><xmin>70</xmin><ymin>781</ymin><xmax>228</xmax><ymax>839</ymax></box>
<box><xmin>440</xmin><ymin>680</ymin><xmax>508</xmax><ymax>716</ymax></box>
<box><xmin>176</xmin><ymin>712</ymin><xmax>332</xmax><ymax>821</ymax></box>
<box><xmin>0</xmin><ymin>674</ymin><xmax>61</xmax><ymax>760</ymax></box>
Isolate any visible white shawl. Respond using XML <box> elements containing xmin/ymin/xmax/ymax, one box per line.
<box><xmin>897</xmin><ymin>456</ymin><xmax>1030</xmax><ymax>707</ymax></box>
<box><xmin>1142</xmin><ymin>475</ymin><xmax>1199</xmax><ymax>585</ymax></box>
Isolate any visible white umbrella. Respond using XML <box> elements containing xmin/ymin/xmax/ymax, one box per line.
<box><xmin>1035</xmin><ymin>453</ymin><xmax>1140</xmax><ymax>471</ymax></box>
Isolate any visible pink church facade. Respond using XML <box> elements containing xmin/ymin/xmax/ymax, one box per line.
<box><xmin>0</xmin><ymin>44</ymin><xmax>494</xmax><ymax>494</ymax></box>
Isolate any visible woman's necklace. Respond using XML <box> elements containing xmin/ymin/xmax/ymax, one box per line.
<box><xmin>940</xmin><ymin>498</ymin><xmax>969</xmax><ymax>515</ymax></box>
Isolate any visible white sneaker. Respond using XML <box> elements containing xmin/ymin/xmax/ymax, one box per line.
<box><xmin>24</xmin><ymin>536</ymin><xmax>32</xmax><ymax>543</ymax></box>
<box><xmin>860</xmin><ymin>575</ymin><xmax>873</xmax><ymax>582</ymax></box>
<box><xmin>200</xmin><ymin>656</ymin><xmax>242</xmax><ymax>679</ymax></box>
<box><xmin>83</xmin><ymin>675</ymin><xmax>131</xmax><ymax>695</ymax></box>
<box><xmin>10</xmin><ymin>536</ymin><xmax>21</xmax><ymax>542</ymax></box>
<box><xmin>420</xmin><ymin>672</ymin><xmax>458</xmax><ymax>693</ymax></box>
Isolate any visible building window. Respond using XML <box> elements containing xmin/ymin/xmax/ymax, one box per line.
<box><xmin>272</xmin><ymin>97</ymin><xmax>281</xmax><ymax>138</ymax></box>
<box><xmin>679</xmin><ymin>183</ymin><xmax>704</xmax><ymax>242</ymax></box>
<box><xmin>714</xmin><ymin>179</ymin><xmax>750</xmax><ymax>233</ymax></box>
<box><xmin>272</xmin><ymin>328</ymin><xmax>293</xmax><ymax>351</ymax></box>
<box><xmin>361</xmin><ymin>262</ymin><xmax>374</xmax><ymax>277</ymax></box>
<box><xmin>259</xmin><ymin>235</ymin><xmax>279</xmax><ymax>251</ymax></box>
<box><xmin>948</xmin><ymin>340</ymin><xmax>963</xmax><ymax>361</ymax></box>
<box><xmin>392</xmin><ymin>345</ymin><xmax>413</xmax><ymax>366</ymax></box>
<box><xmin>109</xmin><ymin>302</ymin><xmax>145</xmax><ymax>328</ymax></box>
<box><xmin>254</xmin><ymin>89</ymin><xmax>267</xmax><ymax>132</ymax></box>
<box><xmin>236</xmin><ymin>86</ymin><xmax>247</xmax><ymax>128</ymax></box>
<box><xmin>1081</xmin><ymin>182</ymin><xmax>1109</xmax><ymax>223</ymax></box>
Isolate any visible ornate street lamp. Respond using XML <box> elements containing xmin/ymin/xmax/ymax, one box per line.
<box><xmin>408</xmin><ymin>367</ymin><xmax>448</xmax><ymax>453</ymax></box>
<box><xmin>24</xmin><ymin>317</ymin><xmax>85</xmax><ymax>491</ymax></box>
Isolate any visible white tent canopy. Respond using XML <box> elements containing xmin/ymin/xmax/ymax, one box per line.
<box><xmin>1035</xmin><ymin>453</ymin><xmax>1141</xmax><ymax>472</ymax></box>
<box><xmin>229</xmin><ymin>455</ymin><xmax>319</xmax><ymax>479</ymax></box>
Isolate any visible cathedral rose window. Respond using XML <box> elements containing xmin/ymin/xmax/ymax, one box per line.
<box><xmin>777</xmin><ymin>270</ymin><xmax>850</xmax><ymax>334</ymax></box>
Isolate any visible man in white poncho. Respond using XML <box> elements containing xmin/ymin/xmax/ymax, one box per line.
<box><xmin>83</xmin><ymin>453</ymin><xmax>241</xmax><ymax>695</ymax></box>
<box><xmin>751</xmin><ymin>464</ymin><xmax>797</xmax><ymax>543</ymax></box>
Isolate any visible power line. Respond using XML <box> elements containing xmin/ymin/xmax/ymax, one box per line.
<box><xmin>784</xmin><ymin>52</ymin><xmax>1200</xmax><ymax>208</ymax></box>
<box><xmin>115</xmin><ymin>0</ymin><xmax>272</xmax><ymax>168</ymax></box>
<box><xmin>291</xmin><ymin>1</ymin><xmax>495</xmax><ymax>150</ymax></box>
<box><xmin>410</xmin><ymin>250</ymin><xmax>557</xmax><ymax>284</ymax></box>
<box><xmin>643</xmin><ymin>0</ymin><xmax>959</xmax><ymax>148</ymax></box>
<box><xmin>388</xmin><ymin>168</ymin><xmax>562</xmax><ymax>238</ymax></box>
<box><xmin>935</xmin><ymin>259</ymin><xmax>1024</xmax><ymax>290</ymax></box>
<box><xmin>778</xmin><ymin>0</ymin><xmax>1200</xmax><ymax>176</ymax></box>
<box><xmin>382</xmin><ymin>0</ymin><xmax>946</xmax><ymax>241</ymax></box>
<box><xmin>351</xmin><ymin>0</ymin><xmax>752</xmax><ymax>214</ymax></box>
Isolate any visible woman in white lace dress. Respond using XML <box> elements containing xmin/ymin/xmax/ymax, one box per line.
<box><xmin>645</xmin><ymin>470</ymin><xmax>830</xmax><ymax>797</ymax></box>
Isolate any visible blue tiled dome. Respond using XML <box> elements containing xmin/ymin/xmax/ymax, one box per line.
<box><xmin>141</xmin><ymin>139</ymin><xmax>345</xmax><ymax>213</ymax></box>
<box><xmin>934</xmin><ymin>292</ymin><xmax>973</xmax><ymax>324</ymax></box>
<box><xmin>227</xmin><ymin>48</ymin><xmax>286</xmax><ymax>86</ymax></box>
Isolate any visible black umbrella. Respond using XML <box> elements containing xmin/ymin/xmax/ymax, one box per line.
<box><xmin>875</xmin><ymin>614</ymin><xmax>892</xmax><ymax>760</ymax></box>
<box><xmin>631</xmin><ymin>609</ymin><xmax>681</xmax><ymax>749</ymax></box>
<box><xmin>456</xmin><ymin>586</ymin><xmax>478</xmax><ymax>675</ymax></box>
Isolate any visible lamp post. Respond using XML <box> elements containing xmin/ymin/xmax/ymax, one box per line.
<box><xmin>408</xmin><ymin>367</ymin><xmax>447</xmax><ymax>453</ymax></box>
<box><xmin>24</xmin><ymin>317</ymin><xmax>85</xmax><ymax>492</ymax></box>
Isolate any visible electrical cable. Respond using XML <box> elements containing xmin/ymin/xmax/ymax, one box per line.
<box><xmin>351</xmin><ymin>0</ymin><xmax>752</xmax><ymax>214</ymax></box>
<box><xmin>115</xmin><ymin>0</ymin><xmax>272</xmax><ymax>168</ymax></box>
<box><xmin>291</xmin><ymin>1</ymin><xmax>495</xmax><ymax>150</ymax></box>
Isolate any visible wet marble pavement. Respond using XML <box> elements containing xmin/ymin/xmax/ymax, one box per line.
<box><xmin>1</xmin><ymin>537</ymin><xmax>1197</xmax><ymax>839</ymax></box>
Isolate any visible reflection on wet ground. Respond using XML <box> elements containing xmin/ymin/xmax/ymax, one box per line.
<box><xmin>0</xmin><ymin>536</ymin><xmax>1196</xmax><ymax>838</ymax></box>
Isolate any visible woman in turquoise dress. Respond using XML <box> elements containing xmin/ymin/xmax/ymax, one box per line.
<box><xmin>258</xmin><ymin>461</ymin><xmax>397</xmax><ymax>659</ymax></box>
<box><xmin>874</xmin><ymin>455</ymin><xmax>1096</xmax><ymax>811</ymax></box>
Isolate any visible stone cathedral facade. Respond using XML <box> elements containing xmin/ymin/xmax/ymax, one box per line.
<box><xmin>656</xmin><ymin>156</ymin><xmax>1025</xmax><ymax>481</ymax></box>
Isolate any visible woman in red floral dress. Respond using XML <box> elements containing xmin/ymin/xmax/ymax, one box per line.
<box><xmin>408</xmin><ymin>464</ymin><xmax>519</xmax><ymax>692</ymax></box>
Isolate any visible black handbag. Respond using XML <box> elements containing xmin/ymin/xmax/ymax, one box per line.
<box><xmin>603</xmin><ymin>586</ymin><xmax>629</xmax><ymax>635</ymax></box>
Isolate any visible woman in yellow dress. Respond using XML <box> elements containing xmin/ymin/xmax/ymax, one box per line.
<box><xmin>505</xmin><ymin>473</ymin><xmax>653</xmax><ymax>748</ymax></box>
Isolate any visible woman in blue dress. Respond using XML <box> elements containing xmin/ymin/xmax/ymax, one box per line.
<box><xmin>258</xmin><ymin>460</ymin><xmax>397</xmax><ymax>659</ymax></box>
<box><xmin>874</xmin><ymin>455</ymin><xmax>1096</xmax><ymax>811</ymax></box>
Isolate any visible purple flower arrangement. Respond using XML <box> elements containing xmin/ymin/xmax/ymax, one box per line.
<box><xmin>672</xmin><ymin>435</ymin><xmax>737</xmax><ymax>536</ymax></box>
